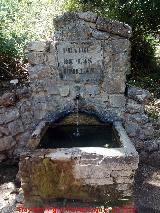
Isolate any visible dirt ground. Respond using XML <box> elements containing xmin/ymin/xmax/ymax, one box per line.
<box><xmin>134</xmin><ymin>164</ymin><xmax>160</xmax><ymax>213</ymax></box>
<box><xmin>0</xmin><ymin>161</ymin><xmax>160</xmax><ymax>213</ymax></box>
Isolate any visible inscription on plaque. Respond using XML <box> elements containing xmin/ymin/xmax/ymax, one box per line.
<box><xmin>56</xmin><ymin>42</ymin><xmax>103</xmax><ymax>82</ymax></box>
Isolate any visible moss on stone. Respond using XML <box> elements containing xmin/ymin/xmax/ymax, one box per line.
<box><xmin>22</xmin><ymin>157</ymin><xmax>124</xmax><ymax>205</ymax></box>
<box><xmin>30</xmin><ymin>157</ymin><xmax>89</xmax><ymax>200</ymax></box>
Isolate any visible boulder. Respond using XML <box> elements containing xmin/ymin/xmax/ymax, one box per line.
<box><xmin>0</xmin><ymin>154</ymin><xmax>7</xmax><ymax>162</ymax></box>
<box><xmin>26</xmin><ymin>41</ymin><xmax>47</xmax><ymax>52</ymax></box>
<box><xmin>96</xmin><ymin>17</ymin><xmax>132</xmax><ymax>38</ymax></box>
<box><xmin>78</xmin><ymin>11</ymin><xmax>97</xmax><ymax>23</ymax></box>
<box><xmin>0</xmin><ymin>126</ymin><xmax>9</xmax><ymax>136</ymax></box>
<box><xmin>0</xmin><ymin>136</ymin><xmax>16</xmax><ymax>151</ymax></box>
<box><xmin>0</xmin><ymin>92</ymin><xmax>16</xmax><ymax>107</ymax></box>
<box><xmin>127</xmin><ymin>86</ymin><xmax>151</xmax><ymax>103</ymax></box>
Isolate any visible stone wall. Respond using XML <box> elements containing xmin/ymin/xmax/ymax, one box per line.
<box><xmin>0</xmin><ymin>84</ymin><xmax>158</xmax><ymax>166</ymax></box>
<box><xmin>125</xmin><ymin>86</ymin><xmax>160</xmax><ymax>167</ymax></box>
<box><xmin>0</xmin><ymin>87</ymin><xmax>33</xmax><ymax>161</ymax></box>
<box><xmin>19</xmin><ymin>146</ymin><xmax>138</xmax><ymax>206</ymax></box>
<box><xmin>26</xmin><ymin>11</ymin><xmax>131</xmax><ymax>125</ymax></box>
<box><xmin>0</xmin><ymin>11</ymin><xmax>133</xmax><ymax>159</ymax></box>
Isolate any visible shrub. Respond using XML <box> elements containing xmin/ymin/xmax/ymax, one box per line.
<box><xmin>0</xmin><ymin>0</ymin><xmax>64</xmax><ymax>83</ymax></box>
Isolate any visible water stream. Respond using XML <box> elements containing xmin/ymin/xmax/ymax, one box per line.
<box><xmin>73</xmin><ymin>98</ymin><xmax>80</xmax><ymax>137</ymax></box>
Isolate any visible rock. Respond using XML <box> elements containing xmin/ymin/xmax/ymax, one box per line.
<box><xmin>21</xmin><ymin>112</ymin><xmax>33</xmax><ymax>129</ymax></box>
<box><xmin>0</xmin><ymin>108</ymin><xmax>20</xmax><ymax>125</ymax></box>
<box><xmin>45</xmin><ymin>79</ymin><xmax>59</xmax><ymax>95</ymax></box>
<box><xmin>139</xmin><ymin>123</ymin><xmax>154</xmax><ymax>139</ymax></box>
<box><xmin>132</xmin><ymin>139</ymin><xmax>144</xmax><ymax>150</ymax></box>
<box><xmin>139</xmin><ymin>151</ymin><xmax>149</xmax><ymax>163</ymax></box>
<box><xmin>144</xmin><ymin>140</ymin><xmax>159</xmax><ymax>152</ymax></box>
<box><xmin>78</xmin><ymin>11</ymin><xmax>97</xmax><ymax>23</ymax></box>
<box><xmin>46</xmin><ymin>52</ymin><xmax>57</xmax><ymax>66</ymax></box>
<box><xmin>27</xmin><ymin>121</ymin><xmax>49</xmax><ymax>149</ymax></box>
<box><xmin>8</xmin><ymin>120</ymin><xmax>24</xmax><ymax>136</ymax></box>
<box><xmin>103</xmin><ymin>73</ymin><xmax>126</xmax><ymax>94</ymax></box>
<box><xmin>0</xmin><ymin>136</ymin><xmax>16</xmax><ymax>151</ymax></box>
<box><xmin>28</xmin><ymin>64</ymin><xmax>51</xmax><ymax>80</ymax></box>
<box><xmin>127</xmin><ymin>86</ymin><xmax>151</xmax><ymax>103</ymax></box>
<box><xmin>27</xmin><ymin>52</ymin><xmax>46</xmax><ymax>65</ymax></box>
<box><xmin>7</xmin><ymin>182</ymin><xmax>16</xmax><ymax>191</ymax></box>
<box><xmin>84</xmin><ymin>85</ymin><xmax>100</xmax><ymax>97</ymax></box>
<box><xmin>109</xmin><ymin>95</ymin><xmax>126</xmax><ymax>108</ymax></box>
<box><xmin>17</xmin><ymin>100</ymin><xmax>32</xmax><ymax>113</ymax></box>
<box><xmin>111</xmin><ymin>170</ymin><xmax>133</xmax><ymax>178</ymax></box>
<box><xmin>0</xmin><ymin>154</ymin><xmax>7</xmax><ymax>162</ymax></box>
<box><xmin>53</xmin><ymin>12</ymin><xmax>79</xmax><ymax>31</ymax></box>
<box><xmin>148</xmin><ymin>151</ymin><xmax>160</xmax><ymax>167</ymax></box>
<box><xmin>127</xmin><ymin>113</ymin><xmax>149</xmax><ymax>124</ymax></box>
<box><xmin>26</xmin><ymin>40</ymin><xmax>47</xmax><ymax>52</ymax></box>
<box><xmin>85</xmin><ymin>177</ymin><xmax>114</xmax><ymax>185</ymax></box>
<box><xmin>15</xmin><ymin>193</ymin><xmax>24</xmax><ymax>203</ymax></box>
<box><xmin>3</xmin><ymin>193</ymin><xmax>10</xmax><ymax>200</ymax></box>
<box><xmin>0</xmin><ymin>92</ymin><xmax>16</xmax><ymax>107</ymax></box>
<box><xmin>59</xmin><ymin>86</ymin><xmax>70</xmax><ymax>97</ymax></box>
<box><xmin>10</xmin><ymin>79</ymin><xmax>18</xmax><ymax>85</ymax></box>
<box><xmin>155</xmin><ymin>99</ymin><xmax>160</xmax><ymax>105</ymax></box>
<box><xmin>15</xmin><ymin>131</ymin><xmax>31</xmax><ymax>148</ymax></box>
<box><xmin>111</xmin><ymin>38</ymin><xmax>131</xmax><ymax>54</ymax></box>
<box><xmin>0</xmin><ymin>126</ymin><xmax>9</xmax><ymax>136</ymax></box>
<box><xmin>124</xmin><ymin>122</ymin><xmax>140</xmax><ymax>137</ymax></box>
<box><xmin>96</xmin><ymin>17</ymin><xmax>132</xmax><ymax>38</ymax></box>
<box><xmin>115</xmin><ymin>176</ymin><xmax>133</xmax><ymax>184</ymax></box>
<box><xmin>116</xmin><ymin>183</ymin><xmax>131</xmax><ymax>191</ymax></box>
<box><xmin>16</xmin><ymin>87</ymin><xmax>31</xmax><ymax>100</ymax></box>
<box><xmin>92</xmin><ymin>29</ymin><xmax>110</xmax><ymax>40</ymax></box>
<box><xmin>126</xmin><ymin>99</ymin><xmax>144</xmax><ymax>114</ymax></box>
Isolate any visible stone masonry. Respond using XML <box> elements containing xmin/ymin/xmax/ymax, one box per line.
<box><xmin>0</xmin><ymin>12</ymin><xmax>157</xmax><ymax>170</ymax></box>
<box><xmin>19</xmin><ymin>121</ymin><xmax>138</xmax><ymax>205</ymax></box>
<box><xmin>125</xmin><ymin>86</ymin><xmax>160</xmax><ymax>167</ymax></box>
<box><xmin>4</xmin><ymin>11</ymin><xmax>159</xmax><ymax>205</ymax></box>
<box><xmin>0</xmin><ymin>11</ymin><xmax>132</xmax><ymax>160</ymax></box>
<box><xmin>0</xmin><ymin>10</ymin><xmax>159</xmax><ymax>208</ymax></box>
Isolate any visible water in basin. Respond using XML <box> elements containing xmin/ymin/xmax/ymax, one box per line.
<box><xmin>38</xmin><ymin>124</ymin><xmax>119</xmax><ymax>149</ymax></box>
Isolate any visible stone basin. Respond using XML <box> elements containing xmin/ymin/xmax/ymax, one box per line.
<box><xmin>19</xmin><ymin>121</ymin><xmax>139</xmax><ymax>207</ymax></box>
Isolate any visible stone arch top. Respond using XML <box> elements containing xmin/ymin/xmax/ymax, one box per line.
<box><xmin>53</xmin><ymin>11</ymin><xmax>132</xmax><ymax>41</ymax></box>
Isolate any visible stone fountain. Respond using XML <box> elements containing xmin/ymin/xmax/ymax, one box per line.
<box><xmin>18</xmin><ymin>11</ymin><xmax>139</xmax><ymax>207</ymax></box>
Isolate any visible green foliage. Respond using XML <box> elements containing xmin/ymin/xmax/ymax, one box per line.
<box><xmin>0</xmin><ymin>54</ymin><xmax>28</xmax><ymax>82</ymax></box>
<box><xmin>0</xmin><ymin>0</ymin><xmax>64</xmax><ymax>83</ymax></box>
<box><xmin>147</xmin><ymin>110</ymin><xmax>159</xmax><ymax>121</ymax></box>
<box><xmin>128</xmin><ymin>72</ymin><xmax>160</xmax><ymax>97</ymax></box>
<box><xmin>63</xmin><ymin>0</ymin><xmax>118</xmax><ymax>18</ymax></box>
<box><xmin>0</xmin><ymin>0</ymin><xmax>64</xmax><ymax>58</ymax></box>
<box><xmin>116</xmin><ymin>0</ymin><xmax>160</xmax><ymax>78</ymax></box>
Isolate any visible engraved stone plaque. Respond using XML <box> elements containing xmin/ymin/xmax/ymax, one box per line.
<box><xmin>56</xmin><ymin>41</ymin><xmax>103</xmax><ymax>83</ymax></box>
